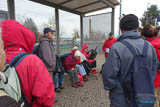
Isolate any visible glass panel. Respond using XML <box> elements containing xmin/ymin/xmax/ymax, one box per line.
<box><xmin>15</xmin><ymin>0</ymin><xmax>55</xmax><ymax>43</ymax></box>
<box><xmin>83</xmin><ymin>12</ymin><xmax>112</xmax><ymax>53</ymax></box>
<box><xmin>59</xmin><ymin>10</ymin><xmax>80</xmax><ymax>55</ymax></box>
<box><xmin>0</xmin><ymin>0</ymin><xmax>8</xmax><ymax>11</ymax></box>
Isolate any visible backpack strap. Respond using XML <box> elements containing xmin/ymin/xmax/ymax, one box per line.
<box><xmin>6</xmin><ymin>52</ymin><xmax>30</xmax><ymax>105</ymax></box>
<box><xmin>9</xmin><ymin>52</ymin><xmax>30</xmax><ymax>68</ymax></box>
<box><xmin>120</xmin><ymin>40</ymin><xmax>137</xmax><ymax>56</ymax></box>
<box><xmin>142</xmin><ymin>40</ymin><xmax>149</xmax><ymax>56</ymax></box>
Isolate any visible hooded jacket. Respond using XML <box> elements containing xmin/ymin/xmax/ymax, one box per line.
<box><xmin>1</xmin><ymin>20</ymin><xmax>55</xmax><ymax>107</ymax></box>
<box><xmin>39</xmin><ymin>36</ymin><xmax>56</xmax><ymax>72</ymax></box>
<box><xmin>81</xmin><ymin>43</ymin><xmax>94</xmax><ymax>63</ymax></box>
<box><xmin>102</xmin><ymin>37</ymin><xmax>117</xmax><ymax>58</ymax></box>
<box><xmin>146</xmin><ymin>36</ymin><xmax>160</xmax><ymax>88</ymax></box>
<box><xmin>81</xmin><ymin>44</ymin><xmax>90</xmax><ymax>59</ymax></box>
<box><xmin>102</xmin><ymin>30</ymin><xmax>157</xmax><ymax>107</ymax></box>
<box><xmin>63</xmin><ymin>50</ymin><xmax>79</xmax><ymax>70</ymax></box>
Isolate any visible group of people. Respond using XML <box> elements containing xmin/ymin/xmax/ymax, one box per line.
<box><xmin>102</xmin><ymin>14</ymin><xmax>160</xmax><ymax>107</ymax></box>
<box><xmin>0</xmin><ymin>19</ymin><xmax>98</xmax><ymax>106</ymax></box>
<box><xmin>1</xmin><ymin>13</ymin><xmax>160</xmax><ymax>107</ymax></box>
<box><xmin>55</xmin><ymin>43</ymin><xmax>98</xmax><ymax>90</ymax></box>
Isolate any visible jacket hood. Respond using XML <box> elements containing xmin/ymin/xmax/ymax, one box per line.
<box><xmin>1</xmin><ymin>20</ymin><xmax>35</xmax><ymax>53</ymax></box>
<box><xmin>81</xmin><ymin>43</ymin><xmax>88</xmax><ymax>52</ymax></box>
<box><xmin>146</xmin><ymin>36</ymin><xmax>160</xmax><ymax>48</ymax></box>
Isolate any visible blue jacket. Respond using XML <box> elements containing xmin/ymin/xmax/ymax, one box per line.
<box><xmin>102</xmin><ymin>30</ymin><xmax>158</xmax><ymax>107</ymax></box>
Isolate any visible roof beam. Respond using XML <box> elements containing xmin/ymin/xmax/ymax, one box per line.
<box><xmin>30</xmin><ymin>0</ymin><xmax>83</xmax><ymax>15</ymax></box>
<box><xmin>99</xmin><ymin>0</ymin><xmax>115</xmax><ymax>8</ymax></box>
<box><xmin>74</xmin><ymin>1</ymin><xmax>100</xmax><ymax>10</ymax></box>
<box><xmin>58</xmin><ymin>0</ymin><xmax>74</xmax><ymax>5</ymax></box>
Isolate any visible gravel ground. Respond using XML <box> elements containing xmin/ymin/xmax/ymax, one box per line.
<box><xmin>53</xmin><ymin>53</ymin><xmax>110</xmax><ymax>107</ymax></box>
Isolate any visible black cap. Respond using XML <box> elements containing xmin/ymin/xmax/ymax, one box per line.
<box><xmin>120</xmin><ymin>14</ymin><xmax>139</xmax><ymax>31</ymax></box>
<box><xmin>43</xmin><ymin>28</ymin><xmax>55</xmax><ymax>34</ymax></box>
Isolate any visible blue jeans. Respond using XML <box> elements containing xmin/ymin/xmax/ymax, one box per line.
<box><xmin>53</xmin><ymin>72</ymin><xmax>64</xmax><ymax>88</ymax></box>
<box><xmin>75</xmin><ymin>64</ymin><xmax>86</xmax><ymax>76</ymax></box>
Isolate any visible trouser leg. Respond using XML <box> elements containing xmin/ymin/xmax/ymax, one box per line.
<box><xmin>67</xmin><ymin>70</ymin><xmax>76</xmax><ymax>83</ymax></box>
<box><xmin>155</xmin><ymin>88</ymin><xmax>160</xmax><ymax>107</ymax></box>
<box><xmin>59</xmin><ymin>72</ymin><xmax>64</xmax><ymax>84</ymax></box>
<box><xmin>53</xmin><ymin>74</ymin><xmax>59</xmax><ymax>88</ymax></box>
<box><xmin>73</xmin><ymin>70</ymin><xmax>79</xmax><ymax>83</ymax></box>
<box><xmin>75</xmin><ymin>64</ymin><xmax>86</xmax><ymax>76</ymax></box>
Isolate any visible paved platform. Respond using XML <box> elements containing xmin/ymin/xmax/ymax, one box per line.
<box><xmin>53</xmin><ymin>54</ymin><xmax>110</xmax><ymax>107</ymax></box>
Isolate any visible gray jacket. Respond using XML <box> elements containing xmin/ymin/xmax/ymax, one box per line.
<box><xmin>102</xmin><ymin>30</ymin><xmax>158</xmax><ymax>107</ymax></box>
<box><xmin>39</xmin><ymin>36</ymin><xmax>56</xmax><ymax>72</ymax></box>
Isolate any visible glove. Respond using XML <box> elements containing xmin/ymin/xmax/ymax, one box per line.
<box><xmin>105</xmin><ymin>48</ymin><xmax>110</xmax><ymax>53</ymax></box>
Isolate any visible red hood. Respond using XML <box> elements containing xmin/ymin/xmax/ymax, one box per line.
<box><xmin>70</xmin><ymin>50</ymin><xmax>76</xmax><ymax>56</ymax></box>
<box><xmin>146</xmin><ymin>36</ymin><xmax>160</xmax><ymax>49</ymax></box>
<box><xmin>81</xmin><ymin>43</ymin><xmax>88</xmax><ymax>53</ymax></box>
<box><xmin>1</xmin><ymin>20</ymin><xmax>35</xmax><ymax>53</ymax></box>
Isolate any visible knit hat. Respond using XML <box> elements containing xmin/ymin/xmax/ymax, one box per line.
<box><xmin>120</xmin><ymin>14</ymin><xmax>139</xmax><ymax>31</ymax></box>
<box><xmin>74</xmin><ymin>50</ymin><xmax>81</xmax><ymax>57</ymax></box>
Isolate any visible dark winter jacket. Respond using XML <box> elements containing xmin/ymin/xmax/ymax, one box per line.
<box><xmin>39</xmin><ymin>36</ymin><xmax>56</xmax><ymax>72</ymax></box>
<box><xmin>102</xmin><ymin>30</ymin><xmax>157</xmax><ymax>107</ymax></box>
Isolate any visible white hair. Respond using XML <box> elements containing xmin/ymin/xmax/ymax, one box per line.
<box><xmin>74</xmin><ymin>50</ymin><xmax>81</xmax><ymax>57</ymax></box>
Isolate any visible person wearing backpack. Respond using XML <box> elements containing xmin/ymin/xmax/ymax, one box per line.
<box><xmin>0</xmin><ymin>25</ymin><xmax>21</xmax><ymax>107</ymax></box>
<box><xmin>63</xmin><ymin>50</ymin><xmax>84</xmax><ymax>88</ymax></box>
<box><xmin>1</xmin><ymin>20</ymin><xmax>55</xmax><ymax>107</ymax></box>
<box><xmin>102</xmin><ymin>14</ymin><xmax>158</xmax><ymax>107</ymax></box>
<box><xmin>39</xmin><ymin>28</ymin><xmax>56</xmax><ymax>78</ymax></box>
<box><xmin>141</xmin><ymin>24</ymin><xmax>160</xmax><ymax>107</ymax></box>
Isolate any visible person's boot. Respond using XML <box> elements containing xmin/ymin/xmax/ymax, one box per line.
<box><xmin>72</xmin><ymin>83</ymin><xmax>79</xmax><ymax>88</ymax></box>
<box><xmin>83</xmin><ymin>75</ymin><xmax>88</xmax><ymax>82</ymax></box>
<box><xmin>77</xmin><ymin>82</ymin><xmax>84</xmax><ymax>87</ymax></box>
<box><xmin>59</xmin><ymin>84</ymin><xmax>64</xmax><ymax>89</ymax></box>
<box><xmin>55</xmin><ymin>88</ymin><xmax>61</xmax><ymax>93</ymax></box>
<box><xmin>91</xmin><ymin>68</ymin><xmax>98</xmax><ymax>75</ymax></box>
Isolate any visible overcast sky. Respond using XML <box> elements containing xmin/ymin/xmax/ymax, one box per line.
<box><xmin>0</xmin><ymin>0</ymin><xmax>160</xmax><ymax>38</ymax></box>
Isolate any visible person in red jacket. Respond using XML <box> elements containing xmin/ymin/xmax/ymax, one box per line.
<box><xmin>63</xmin><ymin>50</ymin><xmax>84</xmax><ymax>88</ymax></box>
<box><xmin>141</xmin><ymin>24</ymin><xmax>160</xmax><ymax>107</ymax></box>
<box><xmin>81</xmin><ymin>43</ymin><xmax>98</xmax><ymax>75</ymax></box>
<box><xmin>0</xmin><ymin>27</ymin><xmax>20</xmax><ymax>107</ymax></box>
<box><xmin>1</xmin><ymin>20</ymin><xmax>55</xmax><ymax>107</ymax></box>
<box><xmin>102</xmin><ymin>32</ymin><xmax>117</xmax><ymax>58</ymax></box>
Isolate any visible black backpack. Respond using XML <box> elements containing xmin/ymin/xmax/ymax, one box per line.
<box><xmin>54</xmin><ymin>55</ymin><xmax>65</xmax><ymax>74</ymax></box>
<box><xmin>88</xmin><ymin>46</ymin><xmax>98</xmax><ymax>60</ymax></box>
<box><xmin>60</xmin><ymin>53</ymin><xmax>72</xmax><ymax>62</ymax></box>
<box><xmin>32</xmin><ymin>43</ymin><xmax>40</xmax><ymax>57</ymax></box>
<box><xmin>120</xmin><ymin>40</ymin><xmax>156</xmax><ymax>107</ymax></box>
